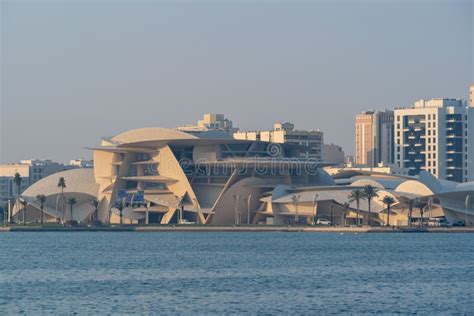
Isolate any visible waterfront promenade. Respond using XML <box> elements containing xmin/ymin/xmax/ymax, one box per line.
<box><xmin>1</xmin><ymin>225</ymin><xmax>474</xmax><ymax>233</ymax></box>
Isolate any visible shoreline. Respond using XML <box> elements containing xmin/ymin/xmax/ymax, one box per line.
<box><xmin>1</xmin><ymin>225</ymin><xmax>474</xmax><ymax>233</ymax></box>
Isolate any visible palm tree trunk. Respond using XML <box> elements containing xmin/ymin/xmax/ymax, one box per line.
<box><xmin>367</xmin><ymin>198</ymin><xmax>371</xmax><ymax>227</ymax></box>
<box><xmin>420</xmin><ymin>206</ymin><xmax>424</xmax><ymax>228</ymax></box>
<box><xmin>61</xmin><ymin>188</ymin><xmax>65</xmax><ymax>223</ymax></box>
<box><xmin>41</xmin><ymin>206</ymin><xmax>44</xmax><ymax>224</ymax></box>
<box><xmin>387</xmin><ymin>205</ymin><xmax>390</xmax><ymax>226</ymax></box>
<box><xmin>356</xmin><ymin>200</ymin><xmax>360</xmax><ymax>226</ymax></box>
<box><xmin>408</xmin><ymin>202</ymin><xmax>413</xmax><ymax>227</ymax></box>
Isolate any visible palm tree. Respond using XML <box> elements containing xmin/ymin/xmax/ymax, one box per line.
<box><xmin>57</xmin><ymin>177</ymin><xmax>66</xmax><ymax>222</ymax></box>
<box><xmin>13</xmin><ymin>173</ymin><xmax>22</xmax><ymax>197</ymax></box>
<box><xmin>66</xmin><ymin>197</ymin><xmax>77</xmax><ymax>223</ymax></box>
<box><xmin>13</xmin><ymin>173</ymin><xmax>22</xmax><ymax>220</ymax></box>
<box><xmin>57</xmin><ymin>177</ymin><xmax>66</xmax><ymax>194</ymax></box>
<box><xmin>36</xmin><ymin>194</ymin><xmax>46</xmax><ymax>224</ymax></box>
<box><xmin>363</xmin><ymin>185</ymin><xmax>379</xmax><ymax>227</ymax></box>
<box><xmin>348</xmin><ymin>189</ymin><xmax>365</xmax><ymax>226</ymax></box>
<box><xmin>408</xmin><ymin>199</ymin><xmax>415</xmax><ymax>227</ymax></box>
<box><xmin>416</xmin><ymin>201</ymin><xmax>426</xmax><ymax>228</ymax></box>
<box><xmin>19</xmin><ymin>199</ymin><xmax>28</xmax><ymax>225</ymax></box>
<box><xmin>342</xmin><ymin>202</ymin><xmax>350</xmax><ymax>226</ymax></box>
<box><xmin>382</xmin><ymin>195</ymin><xmax>395</xmax><ymax>227</ymax></box>
<box><xmin>90</xmin><ymin>198</ymin><xmax>99</xmax><ymax>223</ymax></box>
<box><xmin>113</xmin><ymin>200</ymin><xmax>125</xmax><ymax>225</ymax></box>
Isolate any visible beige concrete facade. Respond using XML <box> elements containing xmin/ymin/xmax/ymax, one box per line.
<box><xmin>11</xmin><ymin>127</ymin><xmax>474</xmax><ymax>227</ymax></box>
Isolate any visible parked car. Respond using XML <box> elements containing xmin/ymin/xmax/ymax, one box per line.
<box><xmin>452</xmin><ymin>221</ymin><xmax>466</xmax><ymax>227</ymax></box>
<box><xmin>316</xmin><ymin>219</ymin><xmax>331</xmax><ymax>225</ymax></box>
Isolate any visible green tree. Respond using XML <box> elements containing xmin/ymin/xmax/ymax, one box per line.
<box><xmin>363</xmin><ymin>185</ymin><xmax>379</xmax><ymax>227</ymax></box>
<box><xmin>382</xmin><ymin>195</ymin><xmax>395</xmax><ymax>226</ymax></box>
<box><xmin>348</xmin><ymin>189</ymin><xmax>365</xmax><ymax>226</ymax></box>
<box><xmin>66</xmin><ymin>197</ymin><xmax>77</xmax><ymax>223</ymax></box>
<box><xmin>36</xmin><ymin>194</ymin><xmax>46</xmax><ymax>224</ymax></box>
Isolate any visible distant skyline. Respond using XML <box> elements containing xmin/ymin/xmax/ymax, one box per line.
<box><xmin>1</xmin><ymin>0</ymin><xmax>472</xmax><ymax>163</ymax></box>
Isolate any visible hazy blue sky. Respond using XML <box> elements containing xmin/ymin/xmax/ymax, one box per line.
<box><xmin>1</xmin><ymin>0</ymin><xmax>472</xmax><ymax>163</ymax></box>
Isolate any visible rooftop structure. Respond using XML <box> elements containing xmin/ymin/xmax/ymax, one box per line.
<box><xmin>176</xmin><ymin>113</ymin><xmax>237</xmax><ymax>136</ymax></box>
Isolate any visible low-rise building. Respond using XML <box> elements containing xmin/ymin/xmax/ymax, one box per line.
<box><xmin>0</xmin><ymin>159</ymin><xmax>78</xmax><ymax>202</ymax></box>
<box><xmin>325</xmin><ymin>162</ymin><xmax>410</xmax><ymax>177</ymax></box>
<box><xmin>323</xmin><ymin>143</ymin><xmax>345</xmax><ymax>165</ymax></box>
<box><xmin>234</xmin><ymin>122</ymin><xmax>324</xmax><ymax>161</ymax></box>
<box><xmin>69</xmin><ymin>159</ymin><xmax>94</xmax><ymax>168</ymax></box>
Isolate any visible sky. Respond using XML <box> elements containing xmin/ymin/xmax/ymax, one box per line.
<box><xmin>1</xmin><ymin>0</ymin><xmax>472</xmax><ymax>163</ymax></box>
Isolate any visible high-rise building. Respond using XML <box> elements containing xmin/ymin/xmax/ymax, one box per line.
<box><xmin>355</xmin><ymin>110</ymin><xmax>394</xmax><ymax>167</ymax></box>
<box><xmin>234</xmin><ymin>122</ymin><xmax>324</xmax><ymax>161</ymax></box>
<box><xmin>470</xmin><ymin>84</ymin><xmax>474</xmax><ymax>107</ymax></box>
<box><xmin>394</xmin><ymin>98</ymin><xmax>472</xmax><ymax>182</ymax></box>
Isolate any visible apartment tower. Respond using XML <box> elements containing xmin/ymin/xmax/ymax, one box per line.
<box><xmin>394</xmin><ymin>98</ymin><xmax>473</xmax><ymax>182</ymax></box>
<box><xmin>355</xmin><ymin>110</ymin><xmax>394</xmax><ymax>167</ymax></box>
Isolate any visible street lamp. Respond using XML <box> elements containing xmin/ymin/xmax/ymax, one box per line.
<box><xmin>312</xmin><ymin>193</ymin><xmax>318</xmax><ymax>225</ymax></box>
<box><xmin>247</xmin><ymin>195</ymin><xmax>252</xmax><ymax>225</ymax></box>
<box><xmin>193</xmin><ymin>198</ymin><xmax>200</xmax><ymax>224</ymax></box>
<box><xmin>234</xmin><ymin>195</ymin><xmax>241</xmax><ymax>225</ymax></box>
<box><xmin>292</xmin><ymin>194</ymin><xmax>300</xmax><ymax>225</ymax></box>
<box><xmin>330</xmin><ymin>204</ymin><xmax>334</xmax><ymax>226</ymax></box>
<box><xmin>427</xmin><ymin>196</ymin><xmax>433</xmax><ymax>220</ymax></box>
<box><xmin>465</xmin><ymin>195</ymin><xmax>471</xmax><ymax>227</ymax></box>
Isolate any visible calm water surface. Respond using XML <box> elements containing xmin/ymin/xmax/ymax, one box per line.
<box><xmin>0</xmin><ymin>232</ymin><xmax>473</xmax><ymax>314</ymax></box>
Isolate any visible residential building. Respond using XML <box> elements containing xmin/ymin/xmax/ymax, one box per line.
<box><xmin>234</xmin><ymin>122</ymin><xmax>324</xmax><ymax>161</ymax></box>
<box><xmin>0</xmin><ymin>159</ymin><xmax>77</xmax><ymax>202</ymax></box>
<box><xmin>394</xmin><ymin>98</ymin><xmax>473</xmax><ymax>182</ymax></box>
<box><xmin>355</xmin><ymin>110</ymin><xmax>394</xmax><ymax>167</ymax></box>
<box><xmin>323</xmin><ymin>143</ymin><xmax>345</xmax><ymax>165</ymax></box>
<box><xmin>176</xmin><ymin>113</ymin><xmax>237</xmax><ymax>136</ymax></box>
<box><xmin>69</xmin><ymin>159</ymin><xmax>94</xmax><ymax>168</ymax></box>
<box><xmin>470</xmin><ymin>84</ymin><xmax>474</xmax><ymax>107</ymax></box>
